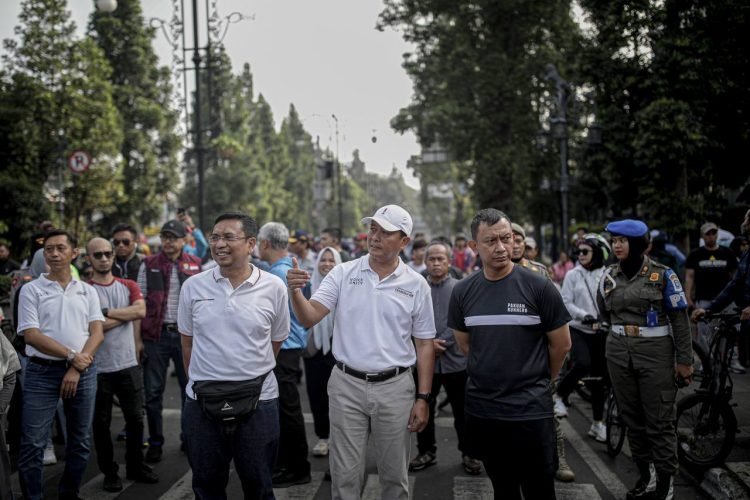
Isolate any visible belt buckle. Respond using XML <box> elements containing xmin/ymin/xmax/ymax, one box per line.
<box><xmin>364</xmin><ymin>372</ymin><xmax>378</xmax><ymax>382</ymax></box>
<box><xmin>624</xmin><ymin>325</ymin><xmax>639</xmax><ymax>337</ymax></box>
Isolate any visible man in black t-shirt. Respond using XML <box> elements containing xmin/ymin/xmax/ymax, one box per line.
<box><xmin>448</xmin><ymin>208</ymin><xmax>571</xmax><ymax>500</ymax></box>
<box><xmin>685</xmin><ymin>222</ymin><xmax>738</xmax><ymax>356</ymax></box>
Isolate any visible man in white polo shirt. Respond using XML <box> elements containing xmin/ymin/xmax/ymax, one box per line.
<box><xmin>288</xmin><ymin>204</ymin><xmax>436</xmax><ymax>500</ymax></box>
<box><xmin>16</xmin><ymin>229</ymin><xmax>105</xmax><ymax>500</ymax></box>
<box><xmin>179</xmin><ymin>212</ymin><xmax>289</xmax><ymax>498</ymax></box>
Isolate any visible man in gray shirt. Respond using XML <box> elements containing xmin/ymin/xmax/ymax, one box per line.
<box><xmin>409</xmin><ymin>241</ymin><xmax>482</xmax><ymax>475</ymax></box>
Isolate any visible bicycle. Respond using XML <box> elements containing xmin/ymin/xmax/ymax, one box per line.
<box><xmin>676</xmin><ymin>312</ymin><xmax>741</xmax><ymax>469</ymax></box>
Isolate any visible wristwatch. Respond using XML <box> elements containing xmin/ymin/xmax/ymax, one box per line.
<box><xmin>415</xmin><ymin>392</ymin><xmax>431</xmax><ymax>402</ymax></box>
<box><xmin>101</xmin><ymin>307</ymin><xmax>109</xmax><ymax>318</ymax></box>
<box><xmin>67</xmin><ymin>349</ymin><xmax>77</xmax><ymax>363</ymax></box>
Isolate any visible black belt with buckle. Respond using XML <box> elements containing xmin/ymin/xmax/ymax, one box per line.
<box><xmin>162</xmin><ymin>323</ymin><xmax>178</xmax><ymax>332</ymax></box>
<box><xmin>29</xmin><ymin>356</ymin><xmax>68</xmax><ymax>368</ymax></box>
<box><xmin>335</xmin><ymin>361</ymin><xmax>410</xmax><ymax>382</ymax></box>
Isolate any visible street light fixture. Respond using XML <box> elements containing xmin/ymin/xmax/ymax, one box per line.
<box><xmin>96</xmin><ymin>0</ymin><xmax>118</xmax><ymax>13</ymax></box>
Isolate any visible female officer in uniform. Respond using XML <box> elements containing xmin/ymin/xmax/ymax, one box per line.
<box><xmin>597</xmin><ymin>220</ymin><xmax>692</xmax><ymax>500</ymax></box>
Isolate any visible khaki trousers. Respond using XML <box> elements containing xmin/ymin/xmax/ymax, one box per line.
<box><xmin>328</xmin><ymin>366</ymin><xmax>415</xmax><ymax>500</ymax></box>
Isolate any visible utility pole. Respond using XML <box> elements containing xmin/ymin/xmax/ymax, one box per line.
<box><xmin>545</xmin><ymin>64</ymin><xmax>570</xmax><ymax>254</ymax></box>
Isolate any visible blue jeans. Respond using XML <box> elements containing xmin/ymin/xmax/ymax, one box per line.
<box><xmin>183</xmin><ymin>397</ymin><xmax>279</xmax><ymax>500</ymax></box>
<box><xmin>19</xmin><ymin>362</ymin><xmax>97</xmax><ymax>500</ymax></box>
<box><xmin>143</xmin><ymin>325</ymin><xmax>187</xmax><ymax>446</ymax></box>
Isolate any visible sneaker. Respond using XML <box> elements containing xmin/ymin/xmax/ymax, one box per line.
<box><xmin>102</xmin><ymin>473</ymin><xmax>123</xmax><ymax>492</ymax></box>
<box><xmin>553</xmin><ymin>396</ymin><xmax>568</xmax><ymax>418</ymax></box>
<box><xmin>126</xmin><ymin>467</ymin><xmax>159</xmax><ymax>484</ymax></box>
<box><xmin>462</xmin><ymin>455</ymin><xmax>482</xmax><ymax>475</ymax></box>
<box><xmin>144</xmin><ymin>444</ymin><xmax>162</xmax><ymax>463</ymax></box>
<box><xmin>409</xmin><ymin>451</ymin><xmax>437</xmax><ymax>472</ymax></box>
<box><xmin>272</xmin><ymin>470</ymin><xmax>311</xmax><ymax>488</ymax></box>
<box><xmin>43</xmin><ymin>445</ymin><xmax>57</xmax><ymax>465</ymax></box>
<box><xmin>588</xmin><ymin>421</ymin><xmax>607</xmax><ymax>443</ymax></box>
<box><xmin>730</xmin><ymin>360</ymin><xmax>746</xmax><ymax>374</ymax></box>
<box><xmin>312</xmin><ymin>438</ymin><xmax>329</xmax><ymax>457</ymax></box>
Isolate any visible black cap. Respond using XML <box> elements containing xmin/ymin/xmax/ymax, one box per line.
<box><xmin>161</xmin><ymin>219</ymin><xmax>187</xmax><ymax>238</ymax></box>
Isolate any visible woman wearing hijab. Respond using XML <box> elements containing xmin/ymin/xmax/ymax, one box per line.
<box><xmin>597</xmin><ymin>220</ymin><xmax>692</xmax><ymax>500</ymax></box>
<box><xmin>554</xmin><ymin>234</ymin><xmax>612</xmax><ymax>444</ymax></box>
<box><xmin>303</xmin><ymin>247</ymin><xmax>342</xmax><ymax>458</ymax></box>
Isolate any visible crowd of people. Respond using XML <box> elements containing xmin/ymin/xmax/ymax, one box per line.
<box><xmin>0</xmin><ymin>205</ymin><xmax>748</xmax><ymax>500</ymax></box>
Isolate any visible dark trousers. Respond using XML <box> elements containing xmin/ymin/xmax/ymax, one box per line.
<box><xmin>143</xmin><ymin>325</ymin><xmax>187</xmax><ymax>446</ymax></box>
<box><xmin>184</xmin><ymin>398</ymin><xmax>279</xmax><ymax>500</ymax></box>
<box><xmin>303</xmin><ymin>350</ymin><xmax>335</xmax><ymax>439</ymax></box>
<box><xmin>93</xmin><ymin>365</ymin><xmax>145</xmax><ymax>476</ymax></box>
<box><xmin>466</xmin><ymin>415</ymin><xmax>556</xmax><ymax>500</ymax></box>
<box><xmin>273</xmin><ymin>349</ymin><xmax>310</xmax><ymax>476</ymax></box>
<box><xmin>557</xmin><ymin>328</ymin><xmax>608</xmax><ymax>420</ymax></box>
<box><xmin>414</xmin><ymin>369</ymin><xmax>468</xmax><ymax>455</ymax></box>
<box><xmin>1</xmin><ymin>411</ymin><xmax>13</xmax><ymax>500</ymax></box>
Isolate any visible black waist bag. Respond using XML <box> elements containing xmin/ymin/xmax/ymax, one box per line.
<box><xmin>193</xmin><ymin>373</ymin><xmax>268</xmax><ymax>423</ymax></box>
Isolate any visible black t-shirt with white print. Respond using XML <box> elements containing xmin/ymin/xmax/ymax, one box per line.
<box><xmin>448</xmin><ymin>265</ymin><xmax>570</xmax><ymax>420</ymax></box>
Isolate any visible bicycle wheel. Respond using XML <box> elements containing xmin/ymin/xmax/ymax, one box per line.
<box><xmin>606</xmin><ymin>391</ymin><xmax>626</xmax><ymax>456</ymax></box>
<box><xmin>676</xmin><ymin>392</ymin><xmax>737</xmax><ymax>468</ymax></box>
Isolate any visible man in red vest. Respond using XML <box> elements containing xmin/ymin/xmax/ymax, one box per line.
<box><xmin>137</xmin><ymin>219</ymin><xmax>201</xmax><ymax>463</ymax></box>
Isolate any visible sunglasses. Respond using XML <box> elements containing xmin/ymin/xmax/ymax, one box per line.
<box><xmin>92</xmin><ymin>251</ymin><xmax>113</xmax><ymax>260</ymax></box>
<box><xmin>578</xmin><ymin>249</ymin><xmax>591</xmax><ymax>256</ymax></box>
<box><xmin>113</xmin><ymin>238</ymin><xmax>131</xmax><ymax>246</ymax></box>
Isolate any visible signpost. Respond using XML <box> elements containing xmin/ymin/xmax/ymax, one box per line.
<box><xmin>67</xmin><ymin>149</ymin><xmax>92</xmax><ymax>174</ymax></box>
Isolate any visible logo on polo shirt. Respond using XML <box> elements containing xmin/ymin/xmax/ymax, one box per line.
<box><xmin>348</xmin><ymin>277</ymin><xmax>364</xmax><ymax>286</ymax></box>
<box><xmin>395</xmin><ymin>287</ymin><xmax>414</xmax><ymax>298</ymax></box>
<box><xmin>507</xmin><ymin>302</ymin><xmax>527</xmax><ymax>314</ymax></box>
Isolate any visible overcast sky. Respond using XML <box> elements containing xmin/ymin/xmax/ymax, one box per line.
<box><xmin>0</xmin><ymin>0</ymin><xmax>421</xmax><ymax>188</ymax></box>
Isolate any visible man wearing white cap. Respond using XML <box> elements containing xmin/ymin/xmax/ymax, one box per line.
<box><xmin>287</xmin><ymin>204</ymin><xmax>436</xmax><ymax>500</ymax></box>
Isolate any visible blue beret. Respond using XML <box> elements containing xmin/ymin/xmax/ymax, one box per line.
<box><xmin>605</xmin><ymin>219</ymin><xmax>649</xmax><ymax>238</ymax></box>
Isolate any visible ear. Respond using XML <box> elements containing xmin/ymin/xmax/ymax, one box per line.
<box><xmin>400</xmin><ymin>236</ymin><xmax>411</xmax><ymax>250</ymax></box>
<box><xmin>468</xmin><ymin>240</ymin><xmax>478</xmax><ymax>252</ymax></box>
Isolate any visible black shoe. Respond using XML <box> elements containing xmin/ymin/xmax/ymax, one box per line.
<box><xmin>127</xmin><ymin>468</ymin><xmax>160</xmax><ymax>484</ymax></box>
<box><xmin>103</xmin><ymin>473</ymin><xmax>123</xmax><ymax>492</ymax></box>
<box><xmin>272</xmin><ymin>471</ymin><xmax>312</xmax><ymax>488</ymax></box>
<box><xmin>626</xmin><ymin>479</ymin><xmax>654</xmax><ymax>500</ymax></box>
<box><xmin>324</xmin><ymin>469</ymin><xmax>331</xmax><ymax>481</ymax></box>
<box><xmin>144</xmin><ymin>445</ymin><xmax>162</xmax><ymax>463</ymax></box>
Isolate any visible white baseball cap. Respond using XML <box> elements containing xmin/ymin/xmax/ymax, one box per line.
<box><xmin>361</xmin><ymin>205</ymin><xmax>413</xmax><ymax>236</ymax></box>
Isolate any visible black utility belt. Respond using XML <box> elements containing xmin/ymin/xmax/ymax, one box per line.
<box><xmin>335</xmin><ymin>361</ymin><xmax>410</xmax><ymax>382</ymax></box>
<box><xmin>29</xmin><ymin>356</ymin><xmax>67</xmax><ymax>368</ymax></box>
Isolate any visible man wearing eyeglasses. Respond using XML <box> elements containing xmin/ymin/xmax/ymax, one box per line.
<box><xmin>86</xmin><ymin>237</ymin><xmax>157</xmax><ymax>491</ymax></box>
<box><xmin>111</xmin><ymin>223</ymin><xmax>143</xmax><ymax>282</ymax></box>
<box><xmin>179</xmin><ymin>212</ymin><xmax>289</xmax><ymax>498</ymax></box>
<box><xmin>137</xmin><ymin>219</ymin><xmax>202</xmax><ymax>463</ymax></box>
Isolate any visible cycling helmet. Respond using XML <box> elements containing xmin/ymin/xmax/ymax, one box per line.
<box><xmin>577</xmin><ymin>233</ymin><xmax>612</xmax><ymax>269</ymax></box>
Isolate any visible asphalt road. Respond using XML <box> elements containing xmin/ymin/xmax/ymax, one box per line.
<box><xmin>11</xmin><ymin>363</ymin><xmax>747</xmax><ymax>499</ymax></box>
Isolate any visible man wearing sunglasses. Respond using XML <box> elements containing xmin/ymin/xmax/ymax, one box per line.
<box><xmin>137</xmin><ymin>219</ymin><xmax>202</xmax><ymax>462</ymax></box>
<box><xmin>111</xmin><ymin>224</ymin><xmax>143</xmax><ymax>282</ymax></box>
<box><xmin>86</xmin><ymin>238</ymin><xmax>157</xmax><ymax>491</ymax></box>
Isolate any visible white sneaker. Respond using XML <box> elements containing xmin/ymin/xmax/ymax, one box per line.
<box><xmin>588</xmin><ymin>421</ymin><xmax>606</xmax><ymax>442</ymax></box>
<box><xmin>43</xmin><ymin>445</ymin><xmax>57</xmax><ymax>465</ymax></box>
<box><xmin>730</xmin><ymin>360</ymin><xmax>746</xmax><ymax>374</ymax></box>
<box><xmin>553</xmin><ymin>396</ymin><xmax>568</xmax><ymax>418</ymax></box>
<box><xmin>312</xmin><ymin>439</ymin><xmax>329</xmax><ymax>457</ymax></box>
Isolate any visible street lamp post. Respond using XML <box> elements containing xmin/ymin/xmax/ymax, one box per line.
<box><xmin>545</xmin><ymin>64</ymin><xmax>570</xmax><ymax>252</ymax></box>
<box><xmin>331</xmin><ymin>113</ymin><xmax>343</xmax><ymax>230</ymax></box>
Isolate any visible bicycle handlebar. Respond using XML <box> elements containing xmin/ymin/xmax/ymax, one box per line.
<box><xmin>702</xmin><ymin>311</ymin><xmax>741</xmax><ymax>326</ymax></box>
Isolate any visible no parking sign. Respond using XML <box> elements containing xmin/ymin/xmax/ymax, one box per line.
<box><xmin>67</xmin><ymin>150</ymin><xmax>92</xmax><ymax>174</ymax></box>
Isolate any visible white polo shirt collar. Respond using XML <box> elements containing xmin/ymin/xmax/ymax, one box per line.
<box><xmin>360</xmin><ymin>255</ymin><xmax>406</xmax><ymax>280</ymax></box>
<box><xmin>210</xmin><ymin>264</ymin><xmax>261</xmax><ymax>288</ymax></box>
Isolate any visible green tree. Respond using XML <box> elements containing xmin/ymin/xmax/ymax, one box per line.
<box><xmin>89</xmin><ymin>0</ymin><xmax>180</xmax><ymax>229</ymax></box>
<box><xmin>0</xmin><ymin>0</ymin><xmax>122</xmax><ymax>250</ymax></box>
